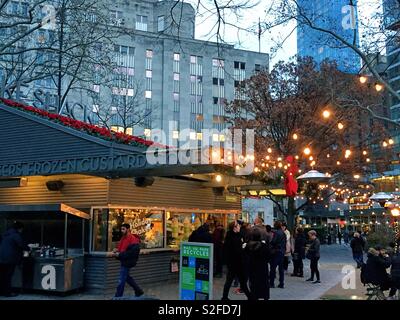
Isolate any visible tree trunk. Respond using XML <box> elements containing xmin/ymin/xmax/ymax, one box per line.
<box><xmin>287</xmin><ymin>196</ymin><xmax>296</xmax><ymax>232</ymax></box>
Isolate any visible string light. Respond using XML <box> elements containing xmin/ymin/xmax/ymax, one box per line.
<box><xmin>366</xmin><ymin>158</ymin><xmax>370</xmax><ymax>163</ymax></box>
<box><xmin>375</xmin><ymin>83</ymin><xmax>383</xmax><ymax>92</ymax></box>
<box><xmin>309</xmin><ymin>156</ymin><xmax>314</xmax><ymax>161</ymax></box>
<box><xmin>383</xmin><ymin>141</ymin><xmax>388</xmax><ymax>147</ymax></box>
<box><xmin>327</xmin><ymin>154</ymin><xmax>330</xmax><ymax>158</ymax></box>
<box><xmin>363</xmin><ymin>150</ymin><xmax>367</xmax><ymax>155</ymax></box>
<box><xmin>359</xmin><ymin>75</ymin><xmax>367</xmax><ymax>84</ymax></box>
<box><xmin>304</xmin><ymin>147</ymin><xmax>311</xmax><ymax>155</ymax></box>
<box><xmin>267</xmin><ymin>148</ymin><xmax>272</xmax><ymax>153</ymax></box>
<box><xmin>322</xmin><ymin>110</ymin><xmax>331</xmax><ymax>118</ymax></box>
<box><xmin>216</xmin><ymin>174</ymin><xmax>222</xmax><ymax>182</ymax></box>
<box><xmin>389</xmin><ymin>138</ymin><xmax>394</xmax><ymax>145</ymax></box>
<box><xmin>293</xmin><ymin>133</ymin><xmax>298</xmax><ymax>140</ymax></box>
<box><xmin>338</xmin><ymin>123</ymin><xmax>344</xmax><ymax>130</ymax></box>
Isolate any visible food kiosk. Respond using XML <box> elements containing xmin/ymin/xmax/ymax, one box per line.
<box><xmin>0</xmin><ymin>204</ymin><xmax>90</xmax><ymax>293</ymax></box>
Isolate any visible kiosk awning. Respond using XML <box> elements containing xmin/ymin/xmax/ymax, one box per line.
<box><xmin>0</xmin><ymin>203</ymin><xmax>90</xmax><ymax>220</ymax></box>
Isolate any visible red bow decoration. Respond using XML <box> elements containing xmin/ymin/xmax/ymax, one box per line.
<box><xmin>284</xmin><ymin>155</ymin><xmax>298</xmax><ymax>197</ymax></box>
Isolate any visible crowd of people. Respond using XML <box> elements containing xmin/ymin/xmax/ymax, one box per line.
<box><xmin>189</xmin><ymin>217</ymin><xmax>322</xmax><ymax>300</ymax></box>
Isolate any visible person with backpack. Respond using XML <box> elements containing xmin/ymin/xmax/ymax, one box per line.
<box><xmin>113</xmin><ymin>223</ymin><xmax>144</xmax><ymax>298</ymax></box>
<box><xmin>350</xmin><ymin>232</ymin><xmax>365</xmax><ymax>268</ymax></box>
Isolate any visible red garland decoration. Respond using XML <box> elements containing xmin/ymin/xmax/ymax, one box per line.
<box><xmin>0</xmin><ymin>98</ymin><xmax>168</xmax><ymax>149</ymax></box>
<box><xmin>284</xmin><ymin>155</ymin><xmax>298</xmax><ymax>197</ymax></box>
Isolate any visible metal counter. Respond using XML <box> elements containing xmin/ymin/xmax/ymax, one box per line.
<box><xmin>12</xmin><ymin>255</ymin><xmax>84</xmax><ymax>293</ymax></box>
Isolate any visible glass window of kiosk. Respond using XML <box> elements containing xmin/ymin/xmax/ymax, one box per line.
<box><xmin>166</xmin><ymin>212</ymin><xmax>204</xmax><ymax>248</ymax></box>
<box><xmin>92</xmin><ymin>208</ymin><xmax>164</xmax><ymax>251</ymax></box>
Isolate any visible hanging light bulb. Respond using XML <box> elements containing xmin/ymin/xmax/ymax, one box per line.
<box><xmin>375</xmin><ymin>83</ymin><xmax>383</xmax><ymax>92</ymax></box>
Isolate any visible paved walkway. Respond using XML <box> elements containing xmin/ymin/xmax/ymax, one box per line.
<box><xmin>1</xmin><ymin>244</ymin><xmax>362</xmax><ymax>300</ymax></box>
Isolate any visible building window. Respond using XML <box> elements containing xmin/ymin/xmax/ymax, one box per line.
<box><xmin>174</xmin><ymin>53</ymin><xmax>180</xmax><ymax>61</ymax></box>
<box><xmin>172</xmin><ymin>130</ymin><xmax>179</xmax><ymax>139</ymax></box>
<box><xmin>146</xmin><ymin>70</ymin><xmax>152</xmax><ymax>78</ymax></box>
<box><xmin>173</xmin><ymin>73</ymin><xmax>180</xmax><ymax>81</ymax></box>
<box><xmin>190</xmin><ymin>132</ymin><xmax>196</xmax><ymax>140</ymax></box>
<box><xmin>255</xmin><ymin>64</ymin><xmax>261</xmax><ymax>72</ymax></box>
<box><xmin>110</xmin><ymin>10</ymin><xmax>123</xmax><ymax>25</ymax></box>
<box><xmin>136</xmin><ymin>15</ymin><xmax>148</xmax><ymax>31</ymax></box>
<box><xmin>146</xmin><ymin>50</ymin><xmax>153</xmax><ymax>58</ymax></box>
<box><xmin>145</xmin><ymin>90</ymin><xmax>152</xmax><ymax>99</ymax></box>
<box><xmin>173</xmin><ymin>93</ymin><xmax>179</xmax><ymax>101</ymax></box>
<box><xmin>158</xmin><ymin>16</ymin><xmax>165</xmax><ymax>32</ymax></box>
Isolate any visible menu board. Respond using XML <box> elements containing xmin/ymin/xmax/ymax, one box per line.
<box><xmin>179</xmin><ymin>242</ymin><xmax>213</xmax><ymax>300</ymax></box>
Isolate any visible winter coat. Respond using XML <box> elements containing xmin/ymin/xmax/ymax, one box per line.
<box><xmin>252</xmin><ymin>225</ymin><xmax>270</xmax><ymax>242</ymax></box>
<box><xmin>118</xmin><ymin>243</ymin><xmax>140</xmax><ymax>268</ymax></box>
<box><xmin>246</xmin><ymin>240</ymin><xmax>271</xmax><ymax>299</ymax></box>
<box><xmin>189</xmin><ymin>225</ymin><xmax>213</xmax><ymax>243</ymax></box>
<box><xmin>213</xmin><ymin>226</ymin><xmax>225</xmax><ymax>249</ymax></box>
<box><xmin>117</xmin><ymin>233</ymin><xmax>140</xmax><ymax>253</ymax></box>
<box><xmin>390</xmin><ymin>253</ymin><xmax>400</xmax><ymax>288</ymax></box>
<box><xmin>364</xmin><ymin>248</ymin><xmax>391</xmax><ymax>287</ymax></box>
<box><xmin>294</xmin><ymin>233</ymin><xmax>306</xmax><ymax>259</ymax></box>
<box><xmin>350</xmin><ymin>237</ymin><xmax>365</xmax><ymax>254</ymax></box>
<box><xmin>0</xmin><ymin>228</ymin><xmax>27</xmax><ymax>265</ymax></box>
<box><xmin>307</xmin><ymin>238</ymin><xmax>320</xmax><ymax>259</ymax></box>
<box><xmin>270</xmin><ymin>229</ymin><xmax>286</xmax><ymax>255</ymax></box>
<box><xmin>223</xmin><ymin>230</ymin><xmax>245</xmax><ymax>271</ymax></box>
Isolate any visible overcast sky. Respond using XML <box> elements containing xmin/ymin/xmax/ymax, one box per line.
<box><xmin>192</xmin><ymin>0</ymin><xmax>383</xmax><ymax>67</ymax></box>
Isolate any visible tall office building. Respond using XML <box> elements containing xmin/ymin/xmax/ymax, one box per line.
<box><xmin>0</xmin><ymin>0</ymin><xmax>268</xmax><ymax>144</ymax></box>
<box><xmin>297</xmin><ymin>0</ymin><xmax>361</xmax><ymax>73</ymax></box>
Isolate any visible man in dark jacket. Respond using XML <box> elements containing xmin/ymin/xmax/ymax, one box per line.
<box><xmin>350</xmin><ymin>232</ymin><xmax>365</xmax><ymax>268</ymax></box>
<box><xmin>291</xmin><ymin>227</ymin><xmax>306</xmax><ymax>277</ymax></box>
<box><xmin>0</xmin><ymin>221</ymin><xmax>28</xmax><ymax>297</ymax></box>
<box><xmin>364</xmin><ymin>246</ymin><xmax>391</xmax><ymax>291</ymax></box>
<box><xmin>189</xmin><ymin>223</ymin><xmax>213</xmax><ymax>243</ymax></box>
<box><xmin>269</xmin><ymin>221</ymin><xmax>286</xmax><ymax>288</ymax></box>
<box><xmin>113</xmin><ymin>223</ymin><xmax>143</xmax><ymax>298</ymax></box>
<box><xmin>221</xmin><ymin>221</ymin><xmax>252</xmax><ymax>300</ymax></box>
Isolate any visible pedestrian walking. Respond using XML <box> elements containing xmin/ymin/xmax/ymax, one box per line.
<box><xmin>221</xmin><ymin>221</ymin><xmax>252</xmax><ymax>300</ymax></box>
<box><xmin>343</xmin><ymin>230</ymin><xmax>349</xmax><ymax>246</ymax></box>
<box><xmin>305</xmin><ymin>230</ymin><xmax>321</xmax><ymax>284</ymax></box>
<box><xmin>245</xmin><ymin>228</ymin><xmax>271</xmax><ymax>300</ymax></box>
<box><xmin>113</xmin><ymin>223</ymin><xmax>143</xmax><ymax>298</ymax></box>
<box><xmin>337</xmin><ymin>230</ymin><xmax>342</xmax><ymax>245</ymax></box>
<box><xmin>291</xmin><ymin>227</ymin><xmax>306</xmax><ymax>277</ymax></box>
<box><xmin>364</xmin><ymin>246</ymin><xmax>391</xmax><ymax>292</ymax></box>
<box><xmin>350</xmin><ymin>232</ymin><xmax>365</xmax><ymax>268</ymax></box>
<box><xmin>0</xmin><ymin>221</ymin><xmax>29</xmax><ymax>297</ymax></box>
<box><xmin>269</xmin><ymin>221</ymin><xmax>286</xmax><ymax>288</ymax></box>
<box><xmin>213</xmin><ymin>222</ymin><xmax>225</xmax><ymax>278</ymax></box>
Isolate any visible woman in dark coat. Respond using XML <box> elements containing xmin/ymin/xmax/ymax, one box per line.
<box><xmin>245</xmin><ymin>228</ymin><xmax>271</xmax><ymax>300</ymax></box>
<box><xmin>291</xmin><ymin>227</ymin><xmax>306</xmax><ymax>277</ymax></box>
<box><xmin>388</xmin><ymin>252</ymin><xmax>400</xmax><ymax>299</ymax></box>
<box><xmin>221</xmin><ymin>221</ymin><xmax>252</xmax><ymax>300</ymax></box>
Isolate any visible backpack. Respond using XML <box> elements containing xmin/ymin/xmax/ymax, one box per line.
<box><xmin>119</xmin><ymin>243</ymin><xmax>141</xmax><ymax>268</ymax></box>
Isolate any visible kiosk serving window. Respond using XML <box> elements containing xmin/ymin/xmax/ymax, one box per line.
<box><xmin>166</xmin><ymin>211</ymin><xmax>204</xmax><ymax>249</ymax></box>
<box><xmin>92</xmin><ymin>207</ymin><xmax>164</xmax><ymax>251</ymax></box>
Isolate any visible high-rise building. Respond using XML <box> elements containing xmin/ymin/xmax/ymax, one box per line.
<box><xmin>0</xmin><ymin>0</ymin><xmax>268</xmax><ymax>145</ymax></box>
<box><xmin>297</xmin><ymin>0</ymin><xmax>361</xmax><ymax>73</ymax></box>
